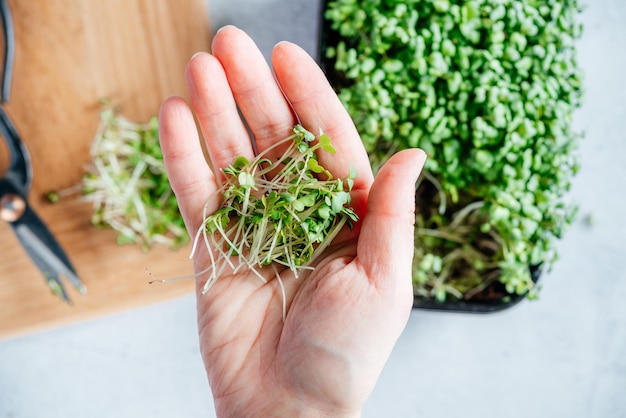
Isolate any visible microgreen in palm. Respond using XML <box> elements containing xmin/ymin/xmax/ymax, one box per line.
<box><xmin>190</xmin><ymin>125</ymin><xmax>358</xmax><ymax>298</ymax></box>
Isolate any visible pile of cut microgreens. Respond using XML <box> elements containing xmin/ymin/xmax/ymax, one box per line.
<box><xmin>324</xmin><ymin>0</ymin><xmax>584</xmax><ymax>302</ymax></box>
<box><xmin>79</xmin><ymin>108</ymin><xmax>188</xmax><ymax>250</ymax></box>
<box><xmin>188</xmin><ymin>124</ymin><xmax>357</xmax><ymax>317</ymax></box>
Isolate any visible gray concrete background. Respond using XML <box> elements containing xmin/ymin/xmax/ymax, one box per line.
<box><xmin>1</xmin><ymin>0</ymin><xmax>625</xmax><ymax>417</ymax></box>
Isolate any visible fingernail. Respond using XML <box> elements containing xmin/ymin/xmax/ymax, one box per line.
<box><xmin>274</xmin><ymin>40</ymin><xmax>292</xmax><ymax>47</ymax></box>
<box><xmin>191</xmin><ymin>52</ymin><xmax>205</xmax><ymax>60</ymax></box>
<box><xmin>216</xmin><ymin>24</ymin><xmax>238</xmax><ymax>34</ymax></box>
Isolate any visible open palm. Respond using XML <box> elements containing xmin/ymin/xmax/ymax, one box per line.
<box><xmin>158</xmin><ymin>26</ymin><xmax>426</xmax><ymax>418</ymax></box>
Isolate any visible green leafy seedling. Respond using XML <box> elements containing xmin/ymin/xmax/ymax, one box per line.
<box><xmin>189</xmin><ymin>125</ymin><xmax>358</xmax><ymax>319</ymax></box>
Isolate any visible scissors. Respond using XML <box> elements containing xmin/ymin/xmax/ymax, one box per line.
<box><xmin>0</xmin><ymin>0</ymin><xmax>85</xmax><ymax>302</ymax></box>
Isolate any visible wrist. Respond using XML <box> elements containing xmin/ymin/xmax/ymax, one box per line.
<box><xmin>214</xmin><ymin>396</ymin><xmax>362</xmax><ymax>418</ymax></box>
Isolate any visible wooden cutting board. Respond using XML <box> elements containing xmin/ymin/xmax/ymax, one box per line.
<box><xmin>0</xmin><ymin>0</ymin><xmax>211</xmax><ymax>339</ymax></box>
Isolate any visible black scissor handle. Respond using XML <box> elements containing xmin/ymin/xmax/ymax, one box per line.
<box><xmin>0</xmin><ymin>0</ymin><xmax>15</xmax><ymax>103</ymax></box>
<box><xmin>0</xmin><ymin>0</ymin><xmax>26</xmax><ymax>191</ymax></box>
<box><xmin>0</xmin><ymin>105</ymin><xmax>32</xmax><ymax>194</ymax></box>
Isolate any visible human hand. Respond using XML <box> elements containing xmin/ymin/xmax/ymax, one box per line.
<box><xmin>158</xmin><ymin>26</ymin><xmax>426</xmax><ymax>418</ymax></box>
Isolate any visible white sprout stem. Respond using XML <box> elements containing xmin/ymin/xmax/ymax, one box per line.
<box><xmin>423</xmin><ymin>170</ymin><xmax>447</xmax><ymax>215</ymax></box>
<box><xmin>262</xmin><ymin>218</ymin><xmax>282</xmax><ymax>265</ymax></box>
<box><xmin>272</xmin><ymin>264</ymin><xmax>287</xmax><ymax>323</ymax></box>
<box><xmin>450</xmin><ymin>200</ymin><xmax>485</xmax><ymax>228</ymax></box>
<box><xmin>254</xmin><ymin>134</ymin><xmax>296</xmax><ymax>164</ymax></box>
<box><xmin>308</xmin><ymin>217</ymin><xmax>347</xmax><ymax>266</ymax></box>
<box><xmin>189</xmin><ymin>225</ymin><xmax>205</xmax><ymax>260</ymax></box>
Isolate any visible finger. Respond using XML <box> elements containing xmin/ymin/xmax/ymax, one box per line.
<box><xmin>356</xmin><ymin>149</ymin><xmax>427</xmax><ymax>289</ymax></box>
<box><xmin>159</xmin><ymin>96</ymin><xmax>218</xmax><ymax>235</ymax></box>
<box><xmin>185</xmin><ymin>51</ymin><xmax>254</xmax><ymax>178</ymax></box>
<box><xmin>272</xmin><ymin>41</ymin><xmax>374</xmax><ymax>189</ymax></box>
<box><xmin>211</xmin><ymin>26</ymin><xmax>296</xmax><ymax>158</ymax></box>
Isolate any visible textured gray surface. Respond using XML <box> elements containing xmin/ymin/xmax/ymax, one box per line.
<box><xmin>1</xmin><ymin>0</ymin><xmax>625</xmax><ymax>417</ymax></box>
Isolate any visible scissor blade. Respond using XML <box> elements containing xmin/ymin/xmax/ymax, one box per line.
<box><xmin>12</xmin><ymin>225</ymin><xmax>72</xmax><ymax>302</ymax></box>
<box><xmin>11</xmin><ymin>205</ymin><xmax>86</xmax><ymax>298</ymax></box>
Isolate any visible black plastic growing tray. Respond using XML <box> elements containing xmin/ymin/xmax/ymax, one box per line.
<box><xmin>315</xmin><ymin>0</ymin><xmax>540</xmax><ymax>313</ymax></box>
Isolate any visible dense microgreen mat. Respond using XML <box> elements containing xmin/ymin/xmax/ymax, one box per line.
<box><xmin>324</xmin><ymin>0</ymin><xmax>583</xmax><ymax>301</ymax></box>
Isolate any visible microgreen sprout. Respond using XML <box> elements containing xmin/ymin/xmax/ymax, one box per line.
<box><xmin>81</xmin><ymin>108</ymin><xmax>188</xmax><ymax>250</ymax></box>
<box><xmin>189</xmin><ymin>125</ymin><xmax>358</xmax><ymax>311</ymax></box>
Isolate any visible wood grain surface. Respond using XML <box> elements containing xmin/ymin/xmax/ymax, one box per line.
<box><xmin>0</xmin><ymin>0</ymin><xmax>211</xmax><ymax>339</ymax></box>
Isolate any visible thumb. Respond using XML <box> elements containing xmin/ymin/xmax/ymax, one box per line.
<box><xmin>356</xmin><ymin>148</ymin><xmax>426</xmax><ymax>287</ymax></box>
